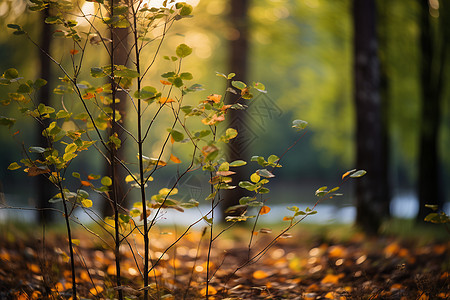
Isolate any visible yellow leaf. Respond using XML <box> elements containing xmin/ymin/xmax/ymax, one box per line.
<box><xmin>253</xmin><ymin>270</ymin><xmax>269</xmax><ymax>279</ymax></box>
<box><xmin>71</xmin><ymin>239</ymin><xmax>80</xmax><ymax>246</ymax></box>
<box><xmin>170</xmin><ymin>153</ymin><xmax>181</xmax><ymax>164</ymax></box>
<box><xmin>250</xmin><ymin>173</ymin><xmax>260</xmax><ymax>183</ymax></box>
<box><xmin>259</xmin><ymin>205</ymin><xmax>271</xmax><ymax>215</ymax></box>
<box><xmin>81</xmin><ymin>199</ymin><xmax>93</xmax><ymax>208</ymax></box>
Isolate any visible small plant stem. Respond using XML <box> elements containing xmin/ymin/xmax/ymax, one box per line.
<box><xmin>131</xmin><ymin>4</ymin><xmax>149</xmax><ymax>300</ymax></box>
<box><xmin>58</xmin><ymin>180</ymin><xmax>77</xmax><ymax>299</ymax></box>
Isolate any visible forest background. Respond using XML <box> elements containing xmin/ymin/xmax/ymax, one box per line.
<box><xmin>0</xmin><ymin>0</ymin><xmax>449</xmax><ymax>230</ymax></box>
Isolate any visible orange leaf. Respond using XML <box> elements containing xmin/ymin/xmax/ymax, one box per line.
<box><xmin>81</xmin><ymin>180</ymin><xmax>92</xmax><ymax>187</ymax></box>
<box><xmin>82</xmin><ymin>92</ymin><xmax>95</xmax><ymax>100</ymax></box>
<box><xmin>170</xmin><ymin>153</ymin><xmax>181</xmax><ymax>164</ymax></box>
<box><xmin>342</xmin><ymin>171</ymin><xmax>351</xmax><ymax>179</ymax></box>
<box><xmin>321</xmin><ymin>273</ymin><xmax>344</xmax><ymax>285</ymax></box>
<box><xmin>87</xmin><ymin>175</ymin><xmax>95</xmax><ymax>180</ymax></box>
<box><xmin>200</xmin><ymin>286</ymin><xmax>217</xmax><ymax>296</ymax></box>
<box><xmin>283</xmin><ymin>216</ymin><xmax>293</xmax><ymax>221</ymax></box>
<box><xmin>70</xmin><ymin>49</ymin><xmax>79</xmax><ymax>55</ymax></box>
<box><xmin>253</xmin><ymin>270</ymin><xmax>269</xmax><ymax>279</ymax></box>
<box><xmin>159</xmin><ymin>97</ymin><xmax>175</xmax><ymax>104</ymax></box>
<box><xmin>89</xmin><ymin>286</ymin><xmax>104</xmax><ymax>296</ymax></box>
<box><xmin>95</xmin><ymin>87</ymin><xmax>103</xmax><ymax>93</ymax></box>
<box><xmin>206</xmin><ymin>94</ymin><xmax>222</xmax><ymax>103</ymax></box>
<box><xmin>260</xmin><ymin>205</ymin><xmax>271</xmax><ymax>215</ymax></box>
<box><xmin>160</xmin><ymin>80</ymin><xmax>172</xmax><ymax>85</ymax></box>
<box><xmin>328</xmin><ymin>245</ymin><xmax>347</xmax><ymax>258</ymax></box>
<box><xmin>170</xmin><ymin>135</ymin><xmax>175</xmax><ymax>144</ymax></box>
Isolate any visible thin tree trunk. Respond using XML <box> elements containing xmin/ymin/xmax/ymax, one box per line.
<box><xmin>223</xmin><ymin>0</ymin><xmax>250</xmax><ymax>217</ymax></box>
<box><xmin>102</xmin><ymin>23</ymin><xmax>129</xmax><ymax>217</ymax></box>
<box><xmin>353</xmin><ymin>0</ymin><xmax>387</xmax><ymax>234</ymax></box>
<box><xmin>416</xmin><ymin>0</ymin><xmax>447</xmax><ymax>221</ymax></box>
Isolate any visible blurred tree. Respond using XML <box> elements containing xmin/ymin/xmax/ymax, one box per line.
<box><xmin>222</xmin><ymin>0</ymin><xmax>251</xmax><ymax>217</ymax></box>
<box><xmin>377</xmin><ymin>0</ymin><xmax>392</xmax><ymax>218</ymax></box>
<box><xmin>353</xmin><ymin>0</ymin><xmax>388</xmax><ymax>233</ymax></box>
<box><xmin>101</xmin><ymin>5</ymin><xmax>129</xmax><ymax>218</ymax></box>
<box><xmin>416</xmin><ymin>0</ymin><xmax>448</xmax><ymax>221</ymax></box>
<box><xmin>36</xmin><ymin>7</ymin><xmax>56</xmax><ymax>224</ymax></box>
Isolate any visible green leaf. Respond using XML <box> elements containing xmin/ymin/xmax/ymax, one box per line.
<box><xmin>115</xmin><ymin>66</ymin><xmax>139</xmax><ymax>78</ymax></box>
<box><xmin>176</xmin><ymin>44</ymin><xmax>192</xmax><ymax>58</ymax></box>
<box><xmin>7</xmin><ymin>162</ymin><xmax>21</xmax><ymax>170</ymax></box>
<box><xmin>65</xmin><ymin>143</ymin><xmax>77</xmax><ymax>154</ymax></box>
<box><xmin>134</xmin><ymin>86</ymin><xmax>157</xmax><ymax>100</ymax></box>
<box><xmin>101</xmin><ymin>176</ymin><xmax>112</xmax><ymax>186</ymax></box>
<box><xmin>231</xmin><ymin>80</ymin><xmax>246</xmax><ymax>90</ymax></box>
<box><xmin>253</xmin><ymin>82</ymin><xmax>267</xmax><ymax>93</ymax></box>
<box><xmin>173</xmin><ymin>77</ymin><xmax>183</xmax><ymax>88</ymax></box>
<box><xmin>72</xmin><ymin>172</ymin><xmax>80</xmax><ymax>179</ymax></box>
<box><xmin>292</xmin><ymin>119</ymin><xmax>308</xmax><ymax>131</ymax></box>
<box><xmin>229</xmin><ymin>160</ymin><xmax>247</xmax><ymax>167</ymax></box>
<box><xmin>0</xmin><ymin>116</ymin><xmax>16</xmax><ymax>128</ymax></box>
<box><xmin>267</xmin><ymin>155</ymin><xmax>279</xmax><ymax>165</ymax></box>
<box><xmin>256</xmin><ymin>168</ymin><xmax>275</xmax><ymax>178</ymax></box>
<box><xmin>179</xmin><ymin>3</ymin><xmax>193</xmax><ymax>16</ymax></box>
<box><xmin>315</xmin><ymin>186</ymin><xmax>328</xmax><ymax>197</ymax></box>
<box><xmin>239</xmin><ymin>196</ymin><xmax>256</xmax><ymax>205</ymax></box>
<box><xmin>33</xmin><ymin>78</ymin><xmax>47</xmax><ymax>89</ymax></box>
<box><xmin>4</xmin><ymin>68</ymin><xmax>19</xmax><ymax>79</ymax></box>
<box><xmin>350</xmin><ymin>170</ymin><xmax>367</xmax><ymax>178</ymax></box>
<box><xmin>90</xmin><ymin>67</ymin><xmax>106</xmax><ymax>78</ymax></box>
<box><xmin>29</xmin><ymin>146</ymin><xmax>46</xmax><ymax>153</ymax></box>
<box><xmin>7</xmin><ymin>24</ymin><xmax>21</xmax><ymax>30</ymax></box>
<box><xmin>179</xmin><ymin>72</ymin><xmax>193</xmax><ymax>80</ymax></box>
<box><xmin>168</xmin><ymin>129</ymin><xmax>184</xmax><ymax>142</ymax></box>
<box><xmin>218</xmin><ymin>162</ymin><xmax>229</xmax><ymax>172</ymax></box>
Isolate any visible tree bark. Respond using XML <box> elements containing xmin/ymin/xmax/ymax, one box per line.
<box><xmin>222</xmin><ymin>0</ymin><xmax>250</xmax><ymax>217</ymax></box>
<box><xmin>416</xmin><ymin>0</ymin><xmax>447</xmax><ymax>221</ymax></box>
<box><xmin>102</xmin><ymin>21</ymin><xmax>129</xmax><ymax>217</ymax></box>
<box><xmin>353</xmin><ymin>0</ymin><xmax>388</xmax><ymax>234</ymax></box>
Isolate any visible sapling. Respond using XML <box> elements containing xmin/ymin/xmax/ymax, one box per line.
<box><xmin>0</xmin><ymin>1</ymin><xmax>366</xmax><ymax>299</ymax></box>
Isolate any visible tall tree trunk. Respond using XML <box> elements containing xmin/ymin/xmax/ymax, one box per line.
<box><xmin>353</xmin><ymin>0</ymin><xmax>387</xmax><ymax>234</ymax></box>
<box><xmin>102</xmin><ymin>22</ymin><xmax>129</xmax><ymax>217</ymax></box>
<box><xmin>37</xmin><ymin>8</ymin><xmax>55</xmax><ymax>224</ymax></box>
<box><xmin>222</xmin><ymin>0</ymin><xmax>250</xmax><ymax>217</ymax></box>
<box><xmin>377</xmin><ymin>0</ymin><xmax>392</xmax><ymax>219</ymax></box>
<box><xmin>416</xmin><ymin>0</ymin><xmax>447</xmax><ymax>221</ymax></box>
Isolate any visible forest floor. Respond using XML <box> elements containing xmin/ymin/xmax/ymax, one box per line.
<box><xmin>0</xmin><ymin>220</ymin><xmax>448</xmax><ymax>300</ymax></box>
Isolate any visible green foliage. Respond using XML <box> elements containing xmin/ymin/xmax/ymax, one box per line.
<box><xmin>0</xmin><ymin>1</ymin><xmax>367</xmax><ymax>299</ymax></box>
<box><xmin>424</xmin><ymin>204</ymin><xmax>450</xmax><ymax>224</ymax></box>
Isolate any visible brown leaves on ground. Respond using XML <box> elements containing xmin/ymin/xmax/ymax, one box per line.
<box><xmin>0</xmin><ymin>226</ymin><xmax>448</xmax><ymax>299</ymax></box>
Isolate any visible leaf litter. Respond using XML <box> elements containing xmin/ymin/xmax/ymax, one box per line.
<box><xmin>0</xmin><ymin>225</ymin><xmax>448</xmax><ymax>299</ymax></box>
